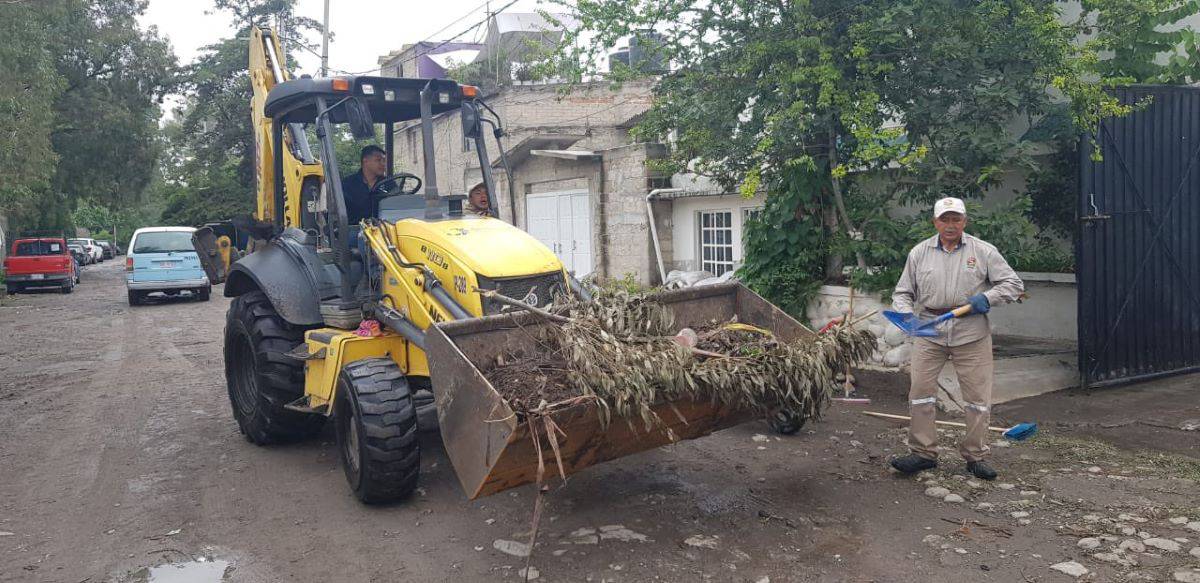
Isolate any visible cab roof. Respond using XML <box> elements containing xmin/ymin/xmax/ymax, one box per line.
<box><xmin>264</xmin><ymin>76</ymin><xmax>469</xmax><ymax>124</ymax></box>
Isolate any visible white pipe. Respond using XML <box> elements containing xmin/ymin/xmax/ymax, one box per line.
<box><xmin>646</xmin><ymin>188</ymin><xmax>683</xmax><ymax>285</ymax></box>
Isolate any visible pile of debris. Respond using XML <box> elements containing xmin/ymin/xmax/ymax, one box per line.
<box><xmin>483</xmin><ymin>289</ymin><xmax>876</xmax><ymax>431</ymax></box>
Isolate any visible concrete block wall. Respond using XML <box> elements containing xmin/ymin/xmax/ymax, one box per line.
<box><xmin>989</xmin><ymin>274</ymin><xmax>1077</xmax><ymax>342</ymax></box>
<box><xmin>600</xmin><ymin>143</ymin><xmax>667</xmax><ymax>284</ymax></box>
<box><xmin>807</xmin><ymin>274</ymin><xmax>1078</xmax><ymax>369</ymax></box>
<box><xmin>390</xmin><ymin>81</ymin><xmax>654</xmax><ymax>201</ymax></box>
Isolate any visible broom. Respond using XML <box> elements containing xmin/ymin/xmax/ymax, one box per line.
<box><xmin>863</xmin><ymin>411</ymin><xmax>1038</xmax><ymax>441</ymax></box>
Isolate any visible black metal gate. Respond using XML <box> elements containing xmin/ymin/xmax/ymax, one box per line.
<box><xmin>1078</xmin><ymin>85</ymin><xmax>1200</xmax><ymax>388</ymax></box>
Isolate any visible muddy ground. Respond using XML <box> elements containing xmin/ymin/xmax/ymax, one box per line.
<box><xmin>1</xmin><ymin>261</ymin><xmax>1198</xmax><ymax>583</ymax></box>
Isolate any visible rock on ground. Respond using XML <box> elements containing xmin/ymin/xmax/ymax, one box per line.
<box><xmin>684</xmin><ymin>535</ymin><xmax>719</xmax><ymax>549</ymax></box>
<box><xmin>493</xmin><ymin>539</ymin><xmax>532</xmax><ymax>557</ymax></box>
<box><xmin>943</xmin><ymin>494</ymin><xmax>964</xmax><ymax>503</ymax></box>
<box><xmin>925</xmin><ymin>486</ymin><xmax>951</xmax><ymax>498</ymax></box>
<box><xmin>1145</xmin><ymin>538</ymin><xmax>1182</xmax><ymax>553</ymax></box>
<box><xmin>1077</xmin><ymin>538</ymin><xmax>1101</xmax><ymax>550</ymax></box>
<box><xmin>1092</xmin><ymin>552</ymin><xmax>1135</xmax><ymax>567</ymax></box>
<box><xmin>1175</xmin><ymin>568</ymin><xmax>1200</xmax><ymax>583</ymax></box>
<box><xmin>1050</xmin><ymin>561</ymin><xmax>1089</xmax><ymax>578</ymax></box>
<box><xmin>1119</xmin><ymin>539</ymin><xmax>1147</xmax><ymax>553</ymax></box>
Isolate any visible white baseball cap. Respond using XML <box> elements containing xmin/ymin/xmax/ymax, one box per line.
<box><xmin>933</xmin><ymin>197</ymin><xmax>966</xmax><ymax>218</ymax></box>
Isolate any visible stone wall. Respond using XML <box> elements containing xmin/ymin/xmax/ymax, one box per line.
<box><xmin>806</xmin><ymin>286</ymin><xmax>911</xmax><ymax>368</ymax></box>
<box><xmin>806</xmin><ymin>273</ymin><xmax>1079</xmax><ymax>369</ymax></box>
<box><xmin>989</xmin><ymin>273</ymin><xmax>1077</xmax><ymax>342</ymax></box>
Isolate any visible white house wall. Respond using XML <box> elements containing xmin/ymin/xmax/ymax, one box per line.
<box><xmin>668</xmin><ymin>194</ymin><xmax>765</xmax><ymax>274</ymax></box>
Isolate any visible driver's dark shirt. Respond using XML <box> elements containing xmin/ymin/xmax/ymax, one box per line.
<box><xmin>340</xmin><ymin>170</ymin><xmax>376</xmax><ymax>225</ymax></box>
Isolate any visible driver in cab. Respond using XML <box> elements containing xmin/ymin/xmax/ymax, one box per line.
<box><xmin>341</xmin><ymin>145</ymin><xmax>387</xmax><ymax>225</ymax></box>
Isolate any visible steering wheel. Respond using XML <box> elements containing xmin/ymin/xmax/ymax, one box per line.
<box><xmin>371</xmin><ymin>172</ymin><xmax>422</xmax><ymax>197</ymax></box>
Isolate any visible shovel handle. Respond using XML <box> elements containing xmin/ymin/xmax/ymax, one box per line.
<box><xmin>863</xmin><ymin>411</ymin><xmax>1006</xmax><ymax>432</ymax></box>
<box><xmin>929</xmin><ymin>304</ymin><xmax>974</xmax><ymax>326</ymax></box>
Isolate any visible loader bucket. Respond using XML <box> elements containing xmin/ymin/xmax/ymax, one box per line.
<box><xmin>425</xmin><ymin>283</ymin><xmax>814</xmax><ymax>499</ymax></box>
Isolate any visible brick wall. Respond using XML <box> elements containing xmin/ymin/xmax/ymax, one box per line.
<box><xmin>390</xmin><ymin>80</ymin><xmax>654</xmax><ymax>205</ymax></box>
<box><xmin>389</xmin><ymin>80</ymin><xmax>665</xmax><ymax>283</ymax></box>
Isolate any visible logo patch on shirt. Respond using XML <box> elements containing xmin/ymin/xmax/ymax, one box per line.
<box><xmin>966</xmin><ymin>256</ymin><xmax>977</xmax><ymax>269</ymax></box>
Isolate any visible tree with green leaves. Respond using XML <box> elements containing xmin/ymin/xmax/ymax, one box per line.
<box><xmin>0</xmin><ymin>0</ymin><xmax>176</xmax><ymax>235</ymax></box>
<box><xmin>0</xmin><ymin>2</ymin><xmax>65</xmax><ymax>221</ymax></box>
<box><xmin>547</xmin><ymin>0</ymin><xmax>1141</xmax><ymax>309</ymax></box>
<box><xmin>161</xmin><ymin>0</ymin><xmax>320</xmax><ymax>226</ymax></box>
<box><xmin>1083</xmin><ymin>0</ymin><xmax>1200</xmax><ymax>84</ymax></box>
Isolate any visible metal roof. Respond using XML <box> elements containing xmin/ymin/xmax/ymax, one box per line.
<box><xmin>264</xmin><ymin>76</ymin><xmax>465</xmax><ymax>124</ymax></box>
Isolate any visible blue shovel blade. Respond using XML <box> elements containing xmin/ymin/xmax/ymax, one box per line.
<box><xmin>883</xmin><ymin>310</ymin><xmax>940</xmax><ymax>337</ymax></box>
<box><xmin>1003</xmin><ymin>422</ymin><xmax>1038</xmax><ymax>441</ymax></box>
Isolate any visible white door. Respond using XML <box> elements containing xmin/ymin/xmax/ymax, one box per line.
<box><xmin>525</xmin><ymin>190</ymin><xmax>592</xmax><ymax>277</ymax></box>
<box><xmin>526</xmin><ymin>195</ymin><xmax>559</xmax><ymax>255</ymax></box>
<box><xmin>568</xmin><ymin>193</ymin><xmax>592</xmax><ymax>276</ymax></box>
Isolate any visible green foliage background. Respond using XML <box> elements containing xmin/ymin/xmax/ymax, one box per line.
<box><xmin>549</xmin><ymin>0</ymin><xmax>1198</xmax><ymax>316</ymax></box>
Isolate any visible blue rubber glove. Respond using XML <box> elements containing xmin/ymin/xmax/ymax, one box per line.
<box><xmin>968</xmin><ymin>293</ymin><xmax>990</xmax><ymax>315</ymax></box>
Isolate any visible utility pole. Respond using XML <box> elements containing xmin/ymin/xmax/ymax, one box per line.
<box><xmin>320</xmin><ymin>0</ymin><xmax>330</xmax><ymax>77</ymax></box>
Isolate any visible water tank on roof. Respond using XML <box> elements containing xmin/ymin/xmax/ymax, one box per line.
<box><xmin>629</xmin><ymin>31</ymin><xmax>667</xmax><ymax>74</ymax></box>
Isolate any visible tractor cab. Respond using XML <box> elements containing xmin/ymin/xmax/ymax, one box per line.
<box><xmin>196</xmin><ymin>73</ymin><xmax>509</xmax><ymax>327</ymax></box>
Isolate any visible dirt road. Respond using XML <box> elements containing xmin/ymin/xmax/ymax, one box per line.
<box><xmin>1</xmin><ymin>261</ymin><xmax>1198</xmax><ymax>582</ymax></box>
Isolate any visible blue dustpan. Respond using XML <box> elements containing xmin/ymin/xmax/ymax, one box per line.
<box><xmin>1002</xmin><ymin>422</ymin><xmax>1038</xmax><ymax>441</ymax></box>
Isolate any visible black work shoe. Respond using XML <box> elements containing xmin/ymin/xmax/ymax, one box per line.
<box><xmin>967</xmin><ymin>461</ymin><xmax>998</xmax><ymax>481</ymax></box>
<box><xmin>890</xmin><ymin>454</ymin><xmax>938</xmax><ymax>474</ymax></box>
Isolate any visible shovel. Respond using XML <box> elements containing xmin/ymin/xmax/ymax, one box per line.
<box><xmin>882</xmin><ymin>305</ymin><xmax>974</xmax><ymax>337</ymax></box>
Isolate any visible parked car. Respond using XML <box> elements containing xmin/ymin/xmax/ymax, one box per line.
<box><xmin>4</xmin><ymin>237</ymin><xmax>78</xmax><ymax>294</ymax></box>
<box><xmin>66</xmin><ymin>239</ymin><xmax>94</xmax><ymax>264</ymax></box>
<box><xmin>68</xmin><ymin>238</ymin><xmax>103</xmax><ymax>263</ymax></box>
<box><xmin>67</xmin><ymin>243</ymin><xmax>89</xmax><ymax>268</ymax></box>
<box><xmin>126</xmin><ymin>226</ymin><xmax>210</xmax><ymax>305</ymax></box>
<box><xmin>97</xmin><ymin>241</ymin><xmax>115</xmax><ymax>260</ymax></box>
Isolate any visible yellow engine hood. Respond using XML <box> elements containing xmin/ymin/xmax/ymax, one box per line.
<box><xmin>394</xmin><ymin>216</ymin><xmax>563</xmax><ymax>278</ymax></box>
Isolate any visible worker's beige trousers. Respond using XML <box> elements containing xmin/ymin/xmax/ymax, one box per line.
<box><xmin>907</xmin><ymin>335</ymin><xmax>993</xmax><ymax>462</ymax></box>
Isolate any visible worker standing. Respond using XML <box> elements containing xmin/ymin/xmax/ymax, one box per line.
<box><xmin>889</xmin><ymin>197</ymin><xmax>1024</xmax><ymax>480</ymax></box>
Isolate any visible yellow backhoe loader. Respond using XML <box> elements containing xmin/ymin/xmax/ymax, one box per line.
<box><xmin>195</xmin><ymin>27</ymin><xmax>811</xmax><ymax>504</ymax></box>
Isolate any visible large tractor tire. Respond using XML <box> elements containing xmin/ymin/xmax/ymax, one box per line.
<box><xmin>224</xmin><ymin>291</ymin><xmax>325</xmax><ymax>444</ymax></box>
<box><xmin>768</xmin><ymin>409</ymin><xmax>806</xmax><ymax>435</ymax></box>
<box><xmin>335</xmin><ymin>358</ymin><xmax>420</xmax><ymax>504</ymax></box>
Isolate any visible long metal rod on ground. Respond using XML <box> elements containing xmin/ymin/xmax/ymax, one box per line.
<box><xmin>863</xmin><ymin>411</ymin><xmax>1007</xmax><ymax>432</ymax></box>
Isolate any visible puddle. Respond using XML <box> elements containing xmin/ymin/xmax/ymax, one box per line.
<box><xmin>128</xmin><ymin>557</ymin><xmax>231</xmax><ymax>583</ymax></box>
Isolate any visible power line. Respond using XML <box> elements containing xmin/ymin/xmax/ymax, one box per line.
<box><xmin>417</xmin><ymin>0</ymin><xmax>496</xmax><ymax>48</ymax></box>
<box><xmin>320</xmin><ymin>0</ymin><xmax>519</xmax><ymax>77</ymax></box>
<box><xmin>391</xmin><ymin>0</ymin><xmax>520</xmax><ymax>70</ymax></box>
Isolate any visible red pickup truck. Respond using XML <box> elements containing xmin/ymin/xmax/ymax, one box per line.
<box><xmin>4</xmin><ymin>237</ymin><xmax>78</xmax><ymax>294</ymax></box>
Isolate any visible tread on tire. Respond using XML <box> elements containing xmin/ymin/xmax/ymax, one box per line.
<box><xmin>225</xmin><ymin>290</ymin><xmax>325</xmax><ymax>444</ymax></box>
<box><xmin>335</xmin><ymin>357</ymin><xmax>420</xmax><ymax>504</ymax></box>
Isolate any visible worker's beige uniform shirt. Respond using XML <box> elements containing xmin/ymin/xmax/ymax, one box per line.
<box><xmin>892</xmin><ymin>234</ymin><xmax>1025</xmax><ymax>347</ymax></box>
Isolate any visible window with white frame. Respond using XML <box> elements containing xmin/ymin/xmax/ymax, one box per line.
<box><xmin>698</xmin><ymin>209</ymin><xmax>735</xmax><ymax>276</ymax></box>
<box><xmin>742</xmin><ymin>206</ymin><xmax>764</xmax><ymax>224</ymax></box>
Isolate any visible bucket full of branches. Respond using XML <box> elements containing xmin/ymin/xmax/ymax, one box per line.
<box><xmin>425</xmin><ymin>282</ymin><xmax>875</xmax><ymax>500</ymax></box>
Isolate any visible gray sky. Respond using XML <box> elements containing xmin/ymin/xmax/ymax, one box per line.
<box><xmin>141</xmin><ymin>0</ymin><xmax>547</xmax><ymax>83</ymax></box>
